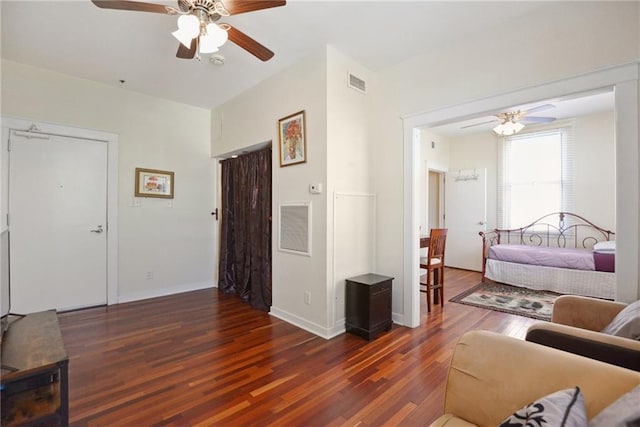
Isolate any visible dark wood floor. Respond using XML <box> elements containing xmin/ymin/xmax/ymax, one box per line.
<box><xmin>57</xmin><ymin>268</ymin><xmax>536</xmax><ymax>426</ymax></box>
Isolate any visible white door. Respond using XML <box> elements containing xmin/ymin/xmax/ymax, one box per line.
<box><xmin>444</xmin><ymin>168</ymin><xmax>486</xmax><ymax>271</ymax></box>
<box><xmin>9</xmin><ymin>131</ymin><xmax>108</xmax><ymax>313</ymax></box>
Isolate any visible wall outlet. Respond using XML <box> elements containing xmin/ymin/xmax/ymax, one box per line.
<box><xmin>304</xmin><ymin>290</ymin><xmax>311</xmax><ymax>305</ymax></box>
<box><xmin>145</xmin><ymin>271</ymin><xmax>153</xmax><ymax>280</ymax></box>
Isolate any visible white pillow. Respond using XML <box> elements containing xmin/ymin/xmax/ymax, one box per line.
<box><xmin>498</xmin><ymin>387</ymin><xmax>587</xmax><ymax>427</ymax></box>
<box><xmin>589</xmin><ymin>385</ymin><xmax>640</xmax><ymax>427</ymax></box>
<box><xmin>593</xmin><ymin>241</ymin><xmax>616</xmax><ymax>253</ymax></box>
<box><xmin>602</xmin><ymin>300</ymin><xmax>640</xmax><ymax>340</ymax></box>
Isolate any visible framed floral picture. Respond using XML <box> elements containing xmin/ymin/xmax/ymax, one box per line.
<box><xmin>278</xmin><ymin>110</ymin><xmax>306</xmax><ymax>167</ymax></box>
<box><xmin>135</xmin><ymin>168</ymin><xmax>174</xmax><ymax>198</ymax></box>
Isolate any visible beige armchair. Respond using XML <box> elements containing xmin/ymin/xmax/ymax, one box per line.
<box><xmin>526</xmin><ymin>295</ymin><xmax>640</xmax><ymax>371</ymax></box>
<box><xmin>430</xmin><ymin>330</ymin><xmax>640</xmax><ymax>427</ymax></box>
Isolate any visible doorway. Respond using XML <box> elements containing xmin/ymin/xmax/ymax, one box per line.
<box><xmin>217</xmin><ymin>147</ymin><xmax>272</xmax><ymax>311</ymax></box>
<box><xmin>1</xmin><ymin>117</ymin><xmax>119</xmax><ymax>313</ymax></box>
<box><xmin>402</xmin><ymin>64</ymin><xmax>639</xmax><ymax>328</ymax></box>
<box><xmin>427</xmin><ymin>171</ymin><xmax>443</xmax><ymax>231</ymax></box>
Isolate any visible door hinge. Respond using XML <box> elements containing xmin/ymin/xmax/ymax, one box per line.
<box><xmin>7</xmin><ymin>139</ymin><xmax>11</xmax><ymax>152</ymax></box>
<box><xmin>5</xmin><ymin>214</ymin><xmax>9</xmax><ymax>226</ymax></box>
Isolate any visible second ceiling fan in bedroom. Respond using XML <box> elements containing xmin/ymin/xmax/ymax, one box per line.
<box><xmin>91</xmin><ymin>0</ymin><xmax>286</xmax><ymax>61</ymax></box>
<box><xmin>462</xmin><ymin>104</ymin><xmax>556</xmax><ymax>136</ymax></box>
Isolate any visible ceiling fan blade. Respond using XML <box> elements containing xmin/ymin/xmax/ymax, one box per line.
<box><xmin>225</xmin><ymin>25</ymin><xmax>274</xmax><ymax>61</ymax></box>
<box><xmin>176</xmin><ymin>39</ymin><xmax>197</xmax><ymax>59</ymax></box>
<box><xmin>522</xmin><ymin>116</ymin><xmax>556</xmax><ymax>124</ymax></box>
<box><xmin>460</xmin><ymin>118</ymin><xmax>499</xmax><ymax>129</ymax></box>
<box><xmin>525</xmin><ymin>103</ymin><xmax>555</xmax><ymax>114</ymax></box>
<box><xmin>91</xmin><ymin>0</ymin><xmax>171</xmax><ymax>14</ymax></box>
<box><xmin>222</xmin><ymin>0</ymin><xmax>286</xmax><ymax>16</ymax></box>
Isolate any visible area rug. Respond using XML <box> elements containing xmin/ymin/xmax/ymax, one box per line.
<box><xmin>449</xmin><ymin>282</ymin><xmax>561</xmax><ymax>321</ymax></box>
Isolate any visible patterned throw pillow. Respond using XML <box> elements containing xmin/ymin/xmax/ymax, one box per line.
<box><xmin>602</xmin><ymin>300</ymin><xmax>640</xmax><ymax>340</ymax></box>
<box><xmin>498</xmin><ymin>387</ymin><xmax>587</xmax><ymax>427</ymax></box>
<box><xmin>589</xmin><ymin>385</ymin><xmax>640</xmax><ymax>427</ymax></box>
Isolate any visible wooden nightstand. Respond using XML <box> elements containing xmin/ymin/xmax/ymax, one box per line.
<box><xmin>345</xmin><ymin>274</ymin><xmax>393</xmax><ymax>340</ymax></box>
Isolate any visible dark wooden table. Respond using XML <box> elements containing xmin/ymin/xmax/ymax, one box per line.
<box><xmin>1</xmin><ymin>310</ymin><xmax>69</xmax><ymax>426</ymax></box>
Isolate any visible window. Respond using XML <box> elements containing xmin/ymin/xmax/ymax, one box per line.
<box><xmin>498</xmin><ymin>127</ymin><xmax>573</xmax><ymax>228</ymax></box>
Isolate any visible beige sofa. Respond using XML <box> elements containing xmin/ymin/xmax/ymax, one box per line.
<box><xmin>526</xmin><ymin>295</ymin><xmax>640</xmax><ymax>371</ymax></box>
<box><xmin>429</xmin><ymin>330</ymin><xmax>640</xmax><ymax>427</ymax></box>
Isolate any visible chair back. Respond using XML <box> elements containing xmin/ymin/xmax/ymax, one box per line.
<box><xmin>427</xmin><ymin>228</ymin><xmax>448</xmax><ymax>263</ymax></box>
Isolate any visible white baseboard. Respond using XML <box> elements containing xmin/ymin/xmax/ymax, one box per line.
<box><xmin>392</xmin><ymin>311</ymin><xmax>405</xmax><ymax>326</ymax></box>
<box><xmin>118</xmin><ymin>281</ymin><xmax>215</xmax><ymax>304</ymax></box>
<box><xmin>269</xmin><ymin>308</ymin><xmax>404</xmax><ymax>339</ymax></box>
<box><xmin>270</xmin><ymin>306</ymin><xmax>346</xmax><ymax>339</ymax></box>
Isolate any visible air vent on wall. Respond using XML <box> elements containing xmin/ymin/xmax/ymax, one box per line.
<box><xmin>279</xmin><ymin>202</ymin><xmax>311</xmax><ymax>256</ymax></box>
<box><xmin>348</xmin><ymin>72</ymin><xmax>367</xmax><ymax>94</ymax></box>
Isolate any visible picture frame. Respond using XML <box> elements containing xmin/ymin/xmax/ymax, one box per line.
<box><xmin>134</xmin><ymin>168</ymin><xmax>174</xmax><ymax>199</ymax></box>
<box><xmin>278</xmin><ymin>110</ymin><xmax>307</xmax><ymax>167</ymax></box>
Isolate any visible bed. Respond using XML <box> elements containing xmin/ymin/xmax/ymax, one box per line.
<box><xmin>479</xmin><ymin>212</ymin><xmax>615</xmax><ymax>299</ymax></box>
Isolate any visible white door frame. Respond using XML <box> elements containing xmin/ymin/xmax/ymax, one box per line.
<box><xmin>402</xmin><ymin>62</ymin><xmax>640</xmax><ymax>327</ymax></box>
<box><xmin>2</xmin><ymin>116</ymin><xmax>119</xmax><ymax>306</ymax></box>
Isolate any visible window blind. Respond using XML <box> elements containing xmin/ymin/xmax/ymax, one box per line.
<box><xmin>497</xmin><ymin>125</ymin><xmax>574</xmax><ymax>229</ymax></box>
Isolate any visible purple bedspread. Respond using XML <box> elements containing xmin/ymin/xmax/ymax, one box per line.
<box><xmin>488</xmin><ymin>244</ymin><xmax>595</xmax><ymax>271</ymax></box>
<box><xmin>594</xmin><ymin>252</ymin><xmax>615</xmax><ymax>272</ymax></box>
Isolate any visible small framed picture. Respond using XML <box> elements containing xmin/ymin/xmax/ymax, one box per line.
<box><xmin>278</xmin><ymin>110</ymin><xmax>306</xmax><ymax>167</ymax></box>
<box><xmin>135</xmin><ymin>168</ymin><xmax>174</xmax><ymax>199</ymax></box>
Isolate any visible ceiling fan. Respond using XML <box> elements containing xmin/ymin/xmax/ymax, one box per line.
<box><xmin>91</xmin><ymin>0</ymin><xmax>286</xmax><ymax>61</ymax></box>
<box><xmin>461</xmin><ymin>104</ymin><xmax>556</xmax><ymax>136</ymax></box>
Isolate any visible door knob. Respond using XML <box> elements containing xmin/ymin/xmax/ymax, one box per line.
<box><xmin>478</xmin><ymin>221</ymin><xmax>485</xmax><ymax>225</ymax></box>
<box><xmin>90</xmin><ymin>225</ymin><xmax>104</xmax><ymax>234</ymax></box>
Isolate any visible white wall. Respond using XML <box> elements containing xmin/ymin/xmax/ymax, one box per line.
<box><xmin>573</xmin><ymin>112</ymin><xmax>616</xmax><ymax>230</ymax></box>
<box><xmin>211</xmin><ymin>50</ymin><xmax>330</xmax><ymax>335</ymax></box>
<box><xmin>372</xmin><ymin>2</ymin><xmax>640</xmax><ymax>320</ymax></box>
<box><xmin>211</xmin><ymin>47</ymin><xmax>376</xmax><ymax>337</ymax></box>
<box><xmin>326</xmin><ymin>47</ymin><xmax>375</xmax><ymax>332</ymax></box>
<box><xmin>1</xmin><ymin>60</ymin><xmax>216</xmax><ymax>302</ymax></box>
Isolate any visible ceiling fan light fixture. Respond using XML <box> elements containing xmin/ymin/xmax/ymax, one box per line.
<box><xmin>200</xmin><ymin>23</ymin><xmax>227</xmax><ymax>53</ymax></box>
<box><xmin>493</xmin><ymin>120</ymin><xmax>524</xmax><ymax>136</ymax></box>
<box><xmin>206</xmin><ymin>23</ymin><xmax>228</xmax><ymax>46</ymax></box>
<box><xmin>172</xmin><ymin>28</ymin><xmax>195</xmax><ymax>48</ymax></box>
<box><xmin>177</xmin><ymin>14</ymin><xmax>200</xmax><ymax>38</ymax></box>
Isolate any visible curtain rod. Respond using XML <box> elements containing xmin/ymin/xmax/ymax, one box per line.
<box><xmin>218</xmin><ymin>145</ymin><xmax>271</xmax><ymax>163</ymax></box>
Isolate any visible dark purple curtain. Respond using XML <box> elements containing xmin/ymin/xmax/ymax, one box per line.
<box><xmin>218</xmin><ymin>148</ymin><xmax>272</xmax><ymax>311</ymax></box>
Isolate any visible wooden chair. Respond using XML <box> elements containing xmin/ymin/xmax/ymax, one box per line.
<box><xmin>420</xmin><ymin>228</ymin><xmax>448</xmax><ymax>312</ymax></box>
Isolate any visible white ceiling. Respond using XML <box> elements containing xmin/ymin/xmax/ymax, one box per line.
<box><xmin>1</xmin><ymin>0</ymin><xmax>547</xmax><ymax>109</ymax></box>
